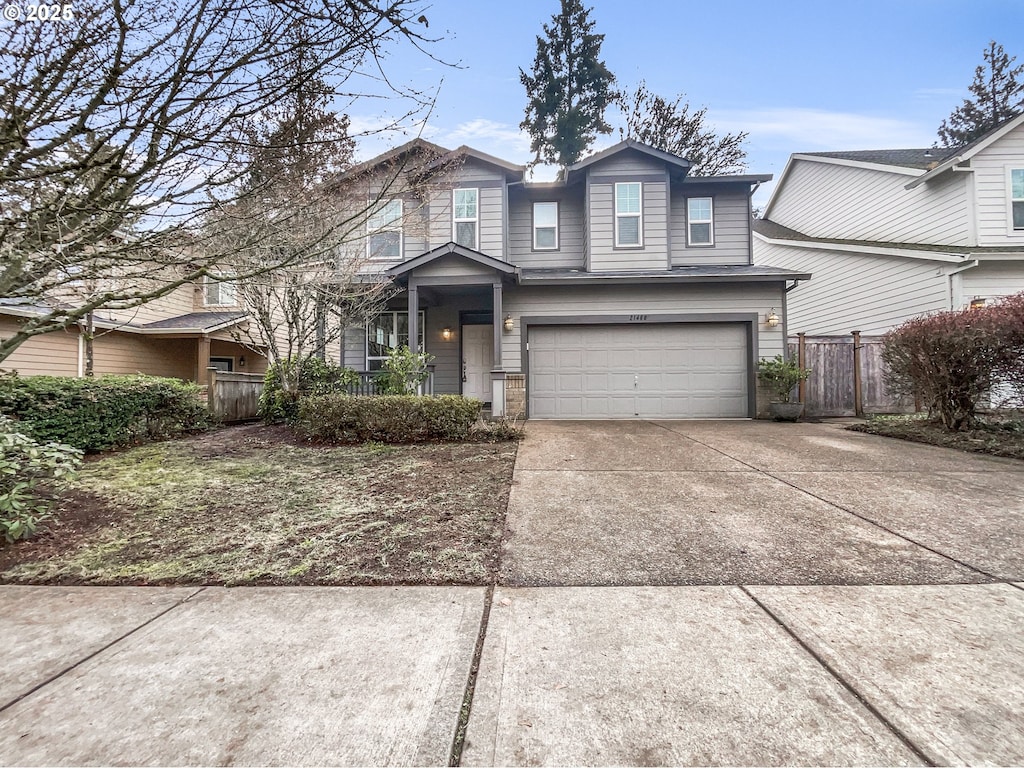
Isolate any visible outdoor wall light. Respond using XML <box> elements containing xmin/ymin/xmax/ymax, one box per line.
<box><xmin>238</xmin><ymin>355</ymin><xmax>246</xmax><ymax>368</ymax></box>
<box><xmin>766</xmin><ymin>309</ymin><xmax>780</xmax><ymax>328</ymax></box>
<box><xmin>503</xmin><ymin>314</ymin><xmax>514</xmax><ymax>332</ymax></box>
<box><xmin>442</xmin><ymin>327</ymin><xmax>453</xmax><ymax>341</ymax></box>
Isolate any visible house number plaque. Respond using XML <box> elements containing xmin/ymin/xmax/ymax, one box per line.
<box><xmin>628</xmin><ymin>314</ymin><xmax>648</xmax><ymax>321</ymax></box>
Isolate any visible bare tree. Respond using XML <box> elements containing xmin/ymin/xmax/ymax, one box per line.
<box><xmin>617</xmin><ymin>82</ymin><xmax>748</xmax><ymax>176</ymax></box>
<box><xmin>0</xmin><ymin>0</ymin><xmax>438</xmax><ymax>364</ymax></box>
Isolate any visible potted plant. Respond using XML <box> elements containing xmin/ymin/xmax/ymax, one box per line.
<box><xmin>757</xmin><ymin>355</ymin><xmax>811</xmax><ymax>421</ymax></box>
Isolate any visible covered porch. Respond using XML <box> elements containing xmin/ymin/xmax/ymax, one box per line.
<box><xmin>385</xmin><ymin>242</ymin><xmax>520</xmax><ymax>416</ymax></box>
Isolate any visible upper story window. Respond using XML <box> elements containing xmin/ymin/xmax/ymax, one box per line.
<box><xmin>615</xmin><ymin>182</ymin><xmax>642</xmax><ymax>247</ymax></box>
<box><xmin>687</xmin><ymin>197</ymin><xmax>714</xmax><ymax>245</ymax></box>
<box><xmin>204</xmin><ymin>274</ymin><xmax>236</xmax><ymax>307</ymax></box>
<box><xmin>533</xmin><ymin>201</ymin><xmax>558</xmax><ymax>250</ymax></box>
<box><xmin>453</xmin><ymin>188</ymin><xmax>479</xmax><ymax>249</ymax></box>
<box><xmin>1012</xmin><ymin>169</ymin><xmax>1024</xmax><ymax>230</ymax></box>
<box><xmin>367</xmin><ymin>199</ymin><xmax>403</xmax><ymax>260</ymax></box>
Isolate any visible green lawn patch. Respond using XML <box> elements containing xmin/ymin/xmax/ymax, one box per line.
<box><xmin>0</xmin><ymin>425</ymin><xmax>517</xmax><ymax>586</ymax></box>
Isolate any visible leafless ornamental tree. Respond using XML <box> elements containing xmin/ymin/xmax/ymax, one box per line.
<box><xmin>0</xmin><ymin>0</ymin><xmax>435</xmax><ymax>364</ymax></box>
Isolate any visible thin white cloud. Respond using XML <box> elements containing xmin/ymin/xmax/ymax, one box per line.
<box><xmin>441</xmin><ymin>119</ymin><xmax>532</xmax><ymax>157</ymax></box>
<box><xmin>712</xmin><ymin>108</ymin><xmax>936</xmax><ymax>150</ymax></box>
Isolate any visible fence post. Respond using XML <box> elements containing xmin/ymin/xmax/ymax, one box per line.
<box><xmin>851</xmin><ymin>330</ymin><xmax>863</xmax><ymax>417</ymax></box>
<box><xmin>207</xmin><ymin>367</ymin><xmax>218</xmax><ymax>418</ymax></box>
<box><xmin>797</xmin><ymin>332</ymin><xmax>806</xmax><ymax>404</ymax></box>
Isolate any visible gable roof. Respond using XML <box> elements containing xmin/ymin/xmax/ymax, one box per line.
<box><xmin>906</xmin><ymin>111</ymin><xmax>1024</xmax><ymax>189</ymax></box>
<box><xmin>424</xmin><ymin>145</ymin><xmax>526</xmax><ymax>180</ymax></box>
<box><xmin>386</xmin><ymin>241</ymin><xmax>518</xmax><ymax>281</ymax></box>
<box><xmin>331</xmin><ymin>138</ymin><xmax>451</xmax><ymax>185</ymax></box>
<box><xmin>799</xmin><ymin>148</ymin><xmax>956</xmax><ymax>171</ymax></box>
<box><xmin>564</xmin><ymin>139</ymin><xmax>692</xmax><ymax>184</ymax></box>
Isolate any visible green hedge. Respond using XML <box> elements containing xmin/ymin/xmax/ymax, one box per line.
<box><xmin>0</xmin><ymin>374</ymin><xmax>209</xmax><ymax>451</ymax></box>
<box><xmin>298</xmin><ymin>394</ymin><xmax>482</xmax><ymax>443</ymax></box>
<box><xmin>258</xmin><ymin>356</ymin><xmax>359</xmax><ymax>423</ymax></box>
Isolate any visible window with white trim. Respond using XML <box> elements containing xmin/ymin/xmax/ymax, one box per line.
<box><xmin>615</xmin><ymin>182</ymin><xmax>642</xmax><ymax>247</ymax></box>
<box><xmin>687</xmin><ymin>197</ymin><xmax>714</xmax><ymax>245</ymax></box>
<box><xmin>204</xmin><ymin>275</ymin><xmax>236</xmax><ymax>306</ymax></box>
<box><xmin>367</xmin><ymin>199</ymin><xmax>403</xmax><ymax>259</ymax></box>
<box><xmin>366</xmin><ymin>311</ymin><xmax>426</xmax><ymax>370</ymax></box>
<box><xmin>1012</xmin><ymin>169</ymin><xmax>1024</xmax><ymax>230</ymax></box>
<box><xmin>533</xmin><ymin>201</ymin><xmax>558</xmax><ymax>250</ymax></box>
<box><xmin>453</xmin><ymin>188</ymin><xmax>478</xmax><ymax>249</ymax></box>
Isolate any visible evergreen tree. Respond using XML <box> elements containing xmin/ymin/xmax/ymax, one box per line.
<box><xmin>519</xmin><ymin>0</ymin><xmax>618</xmax><ymax>168</ymax></box>
<box><xmin>938</xmin><ymin>41</ymin><xmax>1024</xmax><ymax>147</ymax></box>
<box><xmin>618</xmin><ymin>82</ymin><xmax>748</xmax><ymax>176</ymax></box>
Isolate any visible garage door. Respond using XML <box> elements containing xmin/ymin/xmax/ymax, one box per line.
<box><xmin>529</xmin><ymin>324</ymin><xmax>749</xmax><ymax>419</ymax></box>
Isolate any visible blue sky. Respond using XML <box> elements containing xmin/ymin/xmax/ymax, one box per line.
<box><xmin>348</xmin><ymin>0</ymin><xmax>1024</xmax><ymax>205</ymax></box>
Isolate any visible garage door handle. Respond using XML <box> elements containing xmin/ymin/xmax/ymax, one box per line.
<box><xmin>634</xmin><ymin>374</ymin><xmax>638</xmax><ymax>389</ymax></box>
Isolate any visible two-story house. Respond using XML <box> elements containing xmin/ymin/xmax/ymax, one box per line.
<box><xmin>340</xmin><ymin>138</ymin><xmax>806</xmax><ymax>419</ymax></box>
<box><xmin>753</xmin><ymin>112</ymin><xmax>1024</xmax><ymax>337</ymax></box>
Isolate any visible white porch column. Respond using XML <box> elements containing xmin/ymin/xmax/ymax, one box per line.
<box><xmin>492</xmin><ymin>280</ymin><xmax>503</xmax><ymax>369</ymax></box>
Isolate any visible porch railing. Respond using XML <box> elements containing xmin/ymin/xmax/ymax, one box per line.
<box><xmin>346</xmin><ymin>365</ymin><xmax>435</xmax><ymax>396</ymax></box>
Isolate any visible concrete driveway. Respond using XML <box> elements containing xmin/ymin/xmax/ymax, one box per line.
<box><xmin>500</xmin><ymin>419</ymin><xmax>1024</xmax><ymax>585</ymax></box>
<box><xmin>2</xmin><ymin>420</ymin><xmax>1023</xmax><ymax>766</ymax></box>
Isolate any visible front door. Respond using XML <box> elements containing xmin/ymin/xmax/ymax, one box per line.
<box><xmin>462</xmin><ymin>324</ymin><xmax>494</xmax><ymax>403</ymax></box>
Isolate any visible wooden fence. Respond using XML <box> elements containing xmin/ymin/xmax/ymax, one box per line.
<box><xmin>207</xmin><ymin>369</ymin><xmax>264</xmax><ymax>422</ymax></box>
<box><xmin>789</xmin><ymin>333</ymin><xmax>917</xmax><ymax>418</ymax></box>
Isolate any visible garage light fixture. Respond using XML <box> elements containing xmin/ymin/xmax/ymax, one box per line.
<box><xmin>442</xmin><ymin>327</ymin><xmax>453</xmax><ymax>341</ymax></box>
<box><xmin>766</xmin><ymin>309</ymin><xmax>780</xmax><ymax>328</ymax></box>
<box><xmin>503</xmin><ymin>314</ymin><xmax>514</xmax><ymax>332</ymax></box>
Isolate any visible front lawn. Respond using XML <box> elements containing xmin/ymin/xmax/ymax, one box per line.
<box><xmin>848</xmin><ymin>414</ymin><xmax>1024</xmax><ymax>461</ymax></box>
<box><xmin>0</xmin><ymin>425</ymin><xmax>517</xmax><ymax>586</ymax></box>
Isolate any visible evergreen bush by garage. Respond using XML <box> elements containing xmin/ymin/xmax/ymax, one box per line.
<box><xmin>0</xmin><ymin>373</ymin><xmax>209</xmax><ymax>451</ymax></box>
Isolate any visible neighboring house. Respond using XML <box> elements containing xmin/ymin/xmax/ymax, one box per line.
<box><xmin>753</xmin><ymin>113</ymin><xmax>1024</xmax><ymax>337</ymax></box>
<box><xmin>0</xmin><ymin>274</ymin><xmax>265</xmax><ymax>384</ymax></box>
<box><xmin>338</xmin><ymin>138</ymin><xmax>807</xmax><ymax>419</ymax></box>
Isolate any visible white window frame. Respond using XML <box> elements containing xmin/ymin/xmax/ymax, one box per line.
<box><xmin>367</xmin><ymin>198</ymin><xmax>403</xmax><ymax>260</ymax></box>
<box><xmin>453</xmin><ymin>188</ymin><xmax>479</xmax><ymax>250</ymax></box>
<box><xmin>614</xmin><ymin>182</ymin><xmax>643</xmax><ymax>248</ymax></box>
<box><xmin>533</xmin><ymin>201</ymin><xmax>559</xmax><ymax>250</ymax></box>
<box><xmin>1010</xmin><ymin>168</ymin><xmax>1024</xmax><ymax>232</ymax></box>
<box><xmin>365</xmin><ymin>310</ymin><xmax>426</xmax><ymax>370</ymax></box>
<box><xmin>203</xmin><ymin>274</ymin><xmax>236</xmax><ymax>307</ymax></box>
<box><xmin>687</xmin><ymin>197</ymin><xmax>715</xmax><ymax>246</ymax></box>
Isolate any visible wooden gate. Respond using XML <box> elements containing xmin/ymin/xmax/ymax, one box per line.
<box><xmin>207</xmin><ymin>369</ymin><xmax>264</xmax><ymax>422</ymax></box>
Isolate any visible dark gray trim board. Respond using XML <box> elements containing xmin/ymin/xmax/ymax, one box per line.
<box><xmin>519</xmin><ymin>313</ymin><xmax>760</xmax><ymax>419</ymax></box>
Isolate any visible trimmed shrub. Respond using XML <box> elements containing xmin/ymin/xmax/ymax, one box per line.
<box><xmin>298</xmin><ymin>394</ymin><xmax>482</xmax><ymax>443</ymax></box>
<box><xmin>0</xmin><ymin>373</ymin><xmax>209</xmax><ymax>451</ymax></box>
<box><xmin>882</xmin><ymin>298</ymin><xmax>1023</xmax><ymax>431</ymax></box>
<box><xmin>0</xmin><ymin>415</ymin><xmax>82</xmax><ymax>543</ymax></box>
<box><xmin>258</xmin><ymin>356</ymin><xmax>360</xmax><ymax>423</ymax></box>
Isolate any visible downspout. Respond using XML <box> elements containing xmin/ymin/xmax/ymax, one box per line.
<box><xmin>946</xmin><ymin>259</ymin><xmax>979</xmax><ymax>310</ymax></box>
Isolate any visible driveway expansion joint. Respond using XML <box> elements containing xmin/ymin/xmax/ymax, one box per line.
<box><xmin>650</xmin><ymin>420</ymin><xmax>1008</xmax><ymax>585</ymax></box>
<box><xmin>0</xmin><ymin>586</ymin><xmax>205</xmax><ymax>716</ymax></box>
<box><xmin>448</xmin><ymin>583</ymin><xmax>494</xmax><ymax>767</ymax></box>
<box><xmin>739</xmin><ymin>585</ymin><xmax>938</xmax><ymax>767</ymax></box>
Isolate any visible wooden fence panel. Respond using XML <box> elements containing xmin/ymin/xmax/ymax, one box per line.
<box><xmin>790</xmin><ymin>336</ymin><xmax>915</xmax><ymax>418</ymax></box>
<box><xmin>208</xmin><ymin>370</ymin><xmax>264</xmax><ymax>422</ymax></box>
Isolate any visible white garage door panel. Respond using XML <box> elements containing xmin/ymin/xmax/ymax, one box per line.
<box><xmin>529</xmin><ymin>324</ymin><xmax>748</xmax><ymax>419</ymax></box>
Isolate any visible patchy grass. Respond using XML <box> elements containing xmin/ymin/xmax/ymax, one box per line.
<box><xmin>849</xmin><ymin>413</ymin><xmax>1024</xmax><ymax>461</ymax></box>
<box><xmin>0</xmin><ymin>425</ymin><xmax>517</xmax><ymax>586</ymax></box>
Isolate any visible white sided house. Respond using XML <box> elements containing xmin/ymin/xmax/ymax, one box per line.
<box><xmin>341</xmin><ymin>138</ymin><xmax>806</xmax><ymax>419</ymax></box>
<box><xmin>753</xmin><ymin>112</ymin><xmax>1024</xmax><ymax>337</ymax></box>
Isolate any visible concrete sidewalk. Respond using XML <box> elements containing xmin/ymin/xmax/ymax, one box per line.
<box><xmin>2</xmin><ymin>421</ymin><xmax>1023</xmax><ymax>765</ymax></box>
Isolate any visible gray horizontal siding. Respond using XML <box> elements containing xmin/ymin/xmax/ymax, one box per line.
<box><xmin>670</xmin><ymin>186</ymin><xmax>750</xmax><ymax>266</ymax></box>
<box><xmin>507</xmin><ymin>186</ymin><xmax>586</xmax><ymax>269</ymax></box>
<box><xmin>589</xmin><ymin>180</ymin><xmax>668</xmax><ymax>271</ymax></box>
<box><xmin>501</xmin><ymin>282</ymin><xmax>784</xmax><ymax>371</ymax></box>
<box><xmin>970</xmin><ymin>124</ymin><xmax>1024</xmax><ymax>246</ymax></box>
